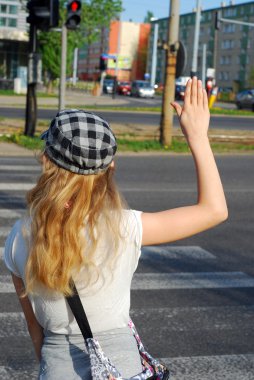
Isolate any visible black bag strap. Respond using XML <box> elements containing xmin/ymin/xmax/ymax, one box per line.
<box><xmin>65</xmin><ymin>279</ymin><xmax>93</xmax><ymax>340</ymax></box>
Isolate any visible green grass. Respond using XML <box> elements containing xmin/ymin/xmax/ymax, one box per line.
<box><xmin>1</xmin><ymin>132</ymin><xmax>254</xmax><ymax>153</ymax></box>
<box><xmin>0</xmin><ymin>90</ymin><xmax>57</xmax><ymax>97</ymax></box>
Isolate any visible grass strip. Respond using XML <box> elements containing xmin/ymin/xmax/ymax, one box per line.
<box><xmin>1</xmin><ymin>133</ymin><xmax>254</xmax><ymax>153</ymax></box>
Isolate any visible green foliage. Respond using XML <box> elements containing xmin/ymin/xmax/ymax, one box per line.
<box><xmin>38</xmin><ymin>0</ymin><xmax>122</xmax><ymax>81</ymax></box>
<box><xmin>143</xmin><ymin>10</ymin><xmax>154</xmax><ymax>23</ymax></box>
<box><xmin>249</xmin><ymin>66</ymin><xmax>254</xmax><ymax>88</ymax></box>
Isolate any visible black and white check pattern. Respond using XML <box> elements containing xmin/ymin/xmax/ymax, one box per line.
<box><xmin>41</xmin><ymin>109</ymin><xmax>117</xmax><ymax>175</ymax></box>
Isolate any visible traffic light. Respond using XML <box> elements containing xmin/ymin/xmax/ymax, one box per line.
<box><xmin>66</xmin><ymin>0</ymin><xmax>82</xmax><ymax>30</ymax></box>
<box><xmin>99</xmin><ymin>55</ymin><xmax>107</xmax><ymax>71</ymax></box>
<box><xmin>214</xmin><ymin>10</ymin><xmax>221</xmax><ymax>30</ymax></box>
<box><xmin>27</xmin><ymin>0</ymin><xmax>59</xmax><ymax>31</ymax></box>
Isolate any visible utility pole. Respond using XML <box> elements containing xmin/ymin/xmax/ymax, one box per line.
<box><xmin>160</xmin><ymin>0</ymin><xmax>180</xmax><ymax>146</ymax></box>
<box><xmin>202</xmin><ymin>43</ymin><xmax>207</xmax><ymax>86</ymax></box>
<box><xmin>72</xmin><ymin>47</ymin><xmax>78</xmax><ymax>85</ymax></box>
<box><xmin>150</xmin><ymin>20</ymin><xmax>158</xmax><ymax>88</ymax></box>
<box><xmin>25</xmin><ymin>23</ymin><xmax>37</xmax><ymax>136</ymax></box>
<box><xmin>191</xmin><ymin>0</ymin><xmax>201</xmax><ymax>77</ymax></box>
<box><xmin>59</xmin><ymin>24</ymin><xmax>67</xmax><ymax>110</ymax></box>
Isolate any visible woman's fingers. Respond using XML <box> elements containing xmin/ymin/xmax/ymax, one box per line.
<box><xmin>191</xmin><ymin>76</ymin><xmax>198</xmax><ymax>105</ymax></box>
<box><xmin>197</xmin><ymin>79</ymin><xmax>203</xmax><ymax>106</ymax></box>
<box><xmin>184</xmin><ymin>79</ymin><xmax>192</xmax><ymax>105</ymax></box>
<box><xmin>170</xmin><ymin>102</ymin><xmax>182</xmax><ymax>118</ymax></box>
<box><xmin>203</xmin><ymin>88</ymin><xmax>209</xmax><ymax>110</ymax></box>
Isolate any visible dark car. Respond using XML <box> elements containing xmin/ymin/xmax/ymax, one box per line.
<box><xmin>103</xmin><ymin>79</ymin><xmax>114</xmax><ymax>94</ymax></box>
<box><xmin>235</xmin><ymin>89</ymin><xmax>254</xmax><ymax>111</ymax></box>
<box><xmin>117</xmin><ymin>81</ymin><xmax>131</xmax><ymax>95</ymax></box>
<box><xmin>175</xmin><ymin>84</ymin><xmax>186</xmax><ymax>100</ymax></box>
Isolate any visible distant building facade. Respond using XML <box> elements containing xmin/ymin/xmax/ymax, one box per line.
<box><xmin>147</xmin><ymin>1</ymin><xmax>254</xmax><ymax>90</ymax></box>
<box><xmin>0</xmin><ymin>0</ymin><xmax>28</xmax><ymax>81</ymax></box>
<box><xmin>78</xmin><ymin>20</ymin><xmax>151</xmax><ymax>81</ymax></box>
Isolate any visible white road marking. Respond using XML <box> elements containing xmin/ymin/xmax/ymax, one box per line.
<box><xmin>162</xmin><ymin>354</ymin><xmax>254</xmax><ymax>380</ymax></box>
<box><xmin>0</xmin><ymin>245</ymin><xmax>216</xmax><ymax>262</ymax></box>
<box><xmin>0</xmin><ymin>165</ymin><xmax>39</xmax><ymax>171</ymax></box>
<box><xmin>132</xmin><ymin>272</ymin><xmax>254</xmax><ymax>290</ymax></box>
<box><xmin>0</xmin><ymin>227</ymin><xmax>11</xmax><ymax>237</ymax></box>
<box><xmin>0</xmin><ymin>183</ymin><xmax>34</xmax><ymax>190</ymax></box>
<box><xmin>141</xmin><ymin>246</ymin><xmax>216</xmax><ymax>260</ymax></box>
<box><xmin>1</xmin><ymin>272</ymin><xmax>254</xmax><ymax>293</ymax></box>
<box><xmin>0</xmin><ymin>209</ymin><xmax>25</xmax><ymax>218</ymax></box>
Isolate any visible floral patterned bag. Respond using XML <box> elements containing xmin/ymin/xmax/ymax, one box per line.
<box><xmin>66</xmin><ymin>281</ymin><xmax>170</xmax><ymax>380</ymax></box>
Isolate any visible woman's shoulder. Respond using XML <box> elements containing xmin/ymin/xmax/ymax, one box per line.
<box><xmin>4</xmin><ymin>216</ymin><xmax>31</xmax><ymax>277</ymax></box>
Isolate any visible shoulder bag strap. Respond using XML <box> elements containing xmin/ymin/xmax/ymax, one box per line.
<box><xmin>65</xmin><ymin>279</ymin><xmax>93</xmax><ymax>340</ymax></box>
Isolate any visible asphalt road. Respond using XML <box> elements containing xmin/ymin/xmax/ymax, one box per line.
<box><xmin>0</xmin><ymin>154</ymin><xmax>254</xmax><ymax>379</ymax></box>
<box><xmin>0</xmin><ymin>107</ymin><xmax>254</xmax><ymax>131</ymax></box>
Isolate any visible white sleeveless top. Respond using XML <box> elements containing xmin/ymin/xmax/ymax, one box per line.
<box><xmin>4</xmin><ymin>210</ymin><xmax>142</xmax><ymax>335</ymax></box>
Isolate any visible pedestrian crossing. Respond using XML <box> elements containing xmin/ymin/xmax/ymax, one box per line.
<box><xmin>1</xmin><ymin>158</ymin><xmax>254</xmax><ymax>379</ymax></box>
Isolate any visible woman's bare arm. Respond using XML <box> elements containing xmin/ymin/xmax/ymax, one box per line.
<box><xmin>12</xmin><ymin>273</ymin><xmax>44</xmax><ymax>362</ymax></box>
<box><xmin>141</xmin><ymin>77</ymin><xmax>228</xmax><ymax>246</ymax></box>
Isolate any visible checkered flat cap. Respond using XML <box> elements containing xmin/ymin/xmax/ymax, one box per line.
<box><xmin>41</xmin><ymin>109</ymin><xmax>117</xmax><ymax>175</ymax></box>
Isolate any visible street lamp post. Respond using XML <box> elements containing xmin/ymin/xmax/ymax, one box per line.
<box><xmin>150</xmin><ymin>18</ymin><xmax>158</xmax><ymax>88</ymax></box>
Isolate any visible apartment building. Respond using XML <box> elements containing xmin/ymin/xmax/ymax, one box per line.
<box><xmin>78</xmin><ymin>20</ymin><xmax>150</xmax><ymax>81</ymax></box>
<box><xmin>0</xmin><ymin>0</ymin><xmax>28</xmax><ymax>81</ymax></box>
<box><xmin>147</xmin><ymin>1</ymin><xmax>254</xmax><ymax>90</ymax></box>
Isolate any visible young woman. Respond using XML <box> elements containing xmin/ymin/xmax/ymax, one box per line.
<box><xmin>4</xmin><ymin>77</ymin><xmax>228</xmax><ymax>379</ymax></box>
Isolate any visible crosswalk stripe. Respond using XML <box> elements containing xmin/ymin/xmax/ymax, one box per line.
<box><xmin>0</xmin><ymin>312</ymin><xmax>27</xmax><ymax>337</ymax></box>
<box><xmin>162</xmin><ymin>354</ymin><xmax>254</xmax><ymax>380</ymax></box>
<box><xmin>0</xmin><ymin>354</ymin><xmax>254</xmax><ymax>380</ymax></box>
<box><xmin>0</xmin><ymin>165</ymin><xmax>39</xmax><ymax>171</ymax></box>
<box><xmin>0</xmin><ymin>245</ymin><xmax>216</xmax><ymax>261</ymax></box>
<box><xmin>0</xmin><ymin>209</ymin><xmax>25</xmax><ymax>218</ymax></box>
<box><xmin>0</xmin><ymin>354</ymin><xmax>253</xmax><ymax>380</ymax></box>
<box><xmin>0</xmin><ymin>183</ymin><xmax>34</xmax><ymax>191</ymax></box>
<box><xmin>2</xmin><ymin>305</ymin><xmax>254</xmax><ymax>337</ymax></box>
<box><xmin>0</xmin><ymin>182</ymin><xmax>253</xmax><ymax>193</ymax></box>
<box><xmin>1</xmin><ymin>272</ymin><xmax>254</xmax><ymax>293</ymax></box>
<box><xmin>141</xmin><ymin>246</ymin><xmax>216</xmax><ymax>260</ymax></box>
<box><xmin>0</xmin><ymin>228</ymin><xmax>11</xmax><ymax>237</ymax></box>
<box><xmin>131</xmin><ymin>305</ymin><xmax>254</xmax><ymax>331</ymax></box>
<box><xmin>131</xmin><ymin>272</ymin><xmax>254</xmax><ymax>290</ymax></box>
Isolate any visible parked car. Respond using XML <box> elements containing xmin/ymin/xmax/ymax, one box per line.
<box><xmin>117</xmin><ymin>81</ymin><xmax>131</xmax><ymax>95</ymax></box>
<box><xmin>175</xmin><ymin>84</ymin><xmax>186</xmax><ymax>100</ymax></box>
<box><xmin>131</xmin><ymin>80</ymin><xmax>155</xmax><ymax>98</ymax></box>
<box><xmin>103</xmin><ymin>79</ymin><xmax>114</xmax><ymax>94</ymax></box>
<box><xmin>235</xmin><ymin>89</ymin><xmax>254</xmax><ymax>111</ymax></box>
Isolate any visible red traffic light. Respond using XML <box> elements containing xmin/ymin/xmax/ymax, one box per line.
<box><xmin>66</xmin><ymin>0</ymin><xmax>81</xmax><ymax>29</ymax></box>
<box><xmin>70</xmin><ymin>1</ymin><xmax>79</xmax><ymax>12</ymax></box>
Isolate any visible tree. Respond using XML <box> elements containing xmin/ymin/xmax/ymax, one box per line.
<box><xmin>143</xmin><ymin>10</ymin><xmax>154</xmax><ymax>23</ymax></box>
<box><xmin>38</xmin><ymin>0</ymin><xmax>122</xmax><ymax>92</ymax></box>
<box><xmin>249</xmin><ymin>66</ymin><xmax>254</xmax><ymax>88</ymax></box>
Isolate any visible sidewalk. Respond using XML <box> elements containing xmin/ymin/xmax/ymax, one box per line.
<box><xmin>0</xmin><ymin>91</ymin><xmax>236</xmax><ymax>109</ymax></box>
<box><xmin>0</xmin><ymin>141</ymin><xmax>34</xmax><ymax>156</ymax></box>
<box><xmin>0</xmin><ymin>91</ymin><xmax>137</xmax><ymax>108</ymax></box>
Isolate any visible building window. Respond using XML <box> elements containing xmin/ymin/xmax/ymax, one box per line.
<box><xmin>223</xmin><ymin>8</ymin><xmax>237</xmax><ymax>17</ymax></box>
<box><xmin>0</xmin><ymin>17</ymin><xmax>6</xmax><ymax>26</ymax></box>
<box><xmin>220</xmin><ymin>56</ymin><xmax>232</xmax><ymax>65</ymax></box>
<box><xmin>0</xmin><ymin>4</ymin><xmax>7</xmax><ymax>13</ymax></box>
<box><xmin>9</xmin><ymin>5</ymin><xmax>17</xmax><ymax>15</ymax></box>
<box><xmin>8</xmin><ymin>18</ymin><xmax>17</xmax><ymax>27</ymax></box>
<box><xmin>223</xmin><ymin>23</ymin><xmax>235</xmax><ymax>33</ymax></box>
<box><xmin>221</xmin><ymin>40</ymin><xmax>234</xmax><ymax>49</ymax></box>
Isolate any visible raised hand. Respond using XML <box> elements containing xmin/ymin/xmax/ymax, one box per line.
<box><xmin>171</xmin><ymin>77</ymin><xmax>210</xmax><ymax>144</ymax></box>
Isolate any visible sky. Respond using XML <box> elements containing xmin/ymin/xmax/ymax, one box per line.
<box><xmin>121</xmin><ymin>0</ymin><xmax>254</xmax><ymax>22</ymax></box>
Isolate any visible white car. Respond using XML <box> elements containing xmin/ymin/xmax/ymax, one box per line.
<box><xmin>131</xmin><ymin>81</ymin><xmax>155</xmax><ymax>98</ymax></box>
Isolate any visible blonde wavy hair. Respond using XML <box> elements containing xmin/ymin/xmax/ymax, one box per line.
<box><xmin>25</xmin><ymin>153</ymin><xmax>125</xmax><ymax>296</ymax></box>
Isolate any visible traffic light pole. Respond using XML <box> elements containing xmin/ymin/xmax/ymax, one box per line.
<box><xmin>160</xmin><ymin>0</ymin><xmax>180</xmax><ymax>147</ymax></box>
<box><xmin>25</xmin><ymin>23</ymin><xmax>37</xmax><ymax>137</ymax></box>
<box><xmin>59</xmin><ymin>25</ymin><xmax>67</xmax><ymax>110</ymax></box>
